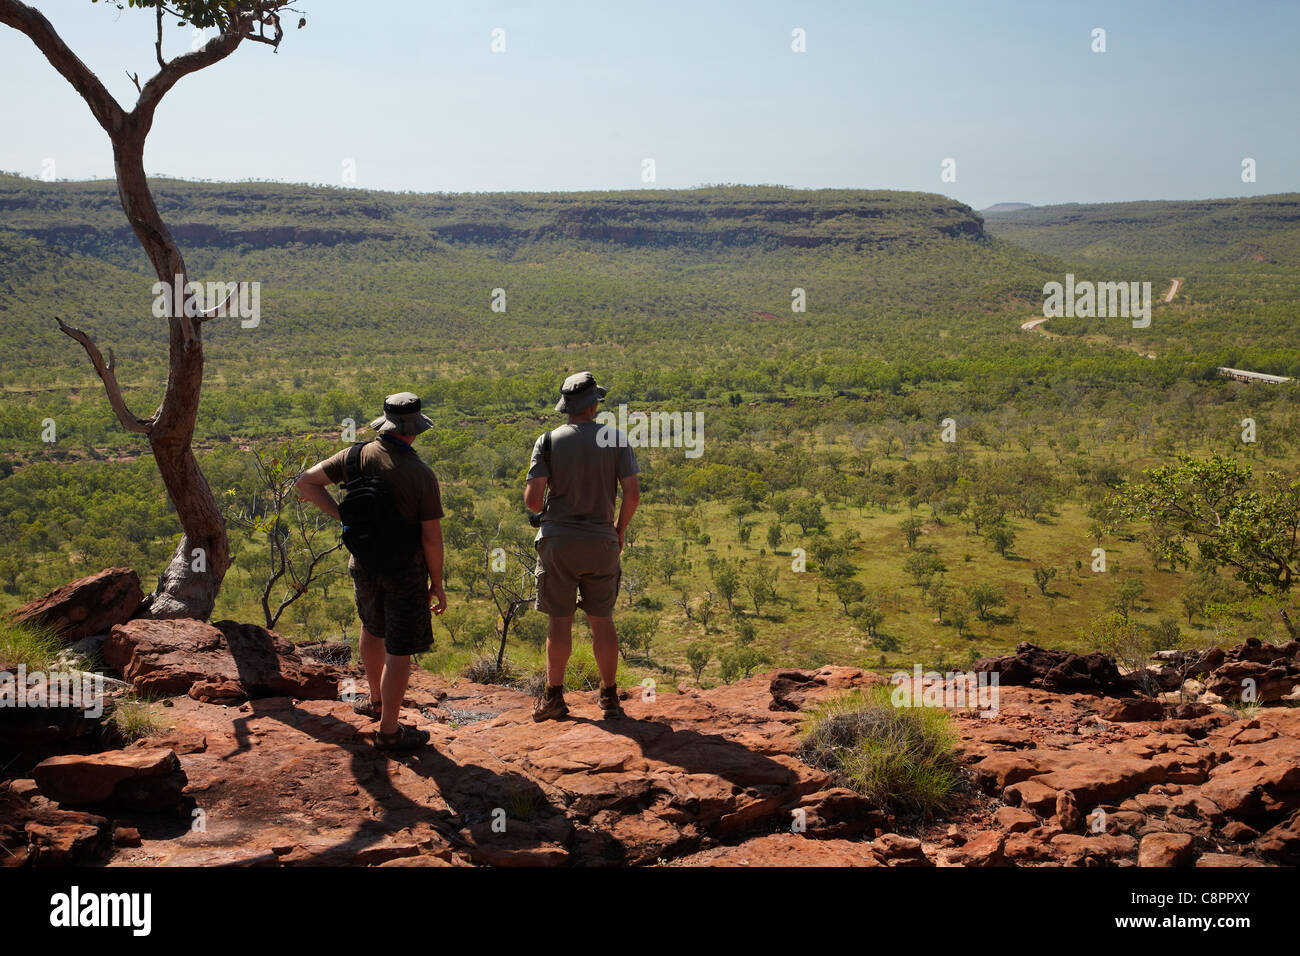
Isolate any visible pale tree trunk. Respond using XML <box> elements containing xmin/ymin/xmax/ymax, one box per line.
<box><xmin>0</xmin><ymin>0</ymin><xmax>288</xmax><ymax>619</ymax></box>
<box><xmin>110</xmin><ymin>134</ymin><xmax>231</xmax><ymax>618</ymax></box>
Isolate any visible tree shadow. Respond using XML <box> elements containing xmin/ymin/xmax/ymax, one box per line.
<box><xmin>208</xmin><ymin>624</ymin><xmax>562</xmax><ymax>865</ymax></box>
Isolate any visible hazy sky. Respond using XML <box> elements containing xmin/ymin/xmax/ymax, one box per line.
<box><xmin>1</xmin><ymin>0</ymin><xmax>1296</xmax><ymax>208</ymax></box>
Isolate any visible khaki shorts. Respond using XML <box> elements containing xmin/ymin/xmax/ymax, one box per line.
<box><xmin>534</xmin><ymin>536</ymin><xmax>621</xmax><ymax>617</ymax></box>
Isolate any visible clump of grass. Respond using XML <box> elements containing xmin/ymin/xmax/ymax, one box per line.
<box><xmin>109</xmin><ymin>694</ymin><xmax>165</xmax><ymax>743</ymax></box>
<box><xmin>0</xmin><ymin>619</ymin><xmax>67</xmax><ymax>670</ymax></box>
<box><xmin>799</xmin><ymin>683</ymin><xmax>962</xmax><ymax>821</ymax></box>
<box><xmin>1228</xmin><ymin>697</ymin><xmax>1263</xmax><ymax>720</ymax></box>
<box><xmin>564</xmin><ymin>644</ymin><xmax>604</xmax><ymax>691</ymax></box>
<box><xmin>462</xmin><ymin>655</ymin><xmax>533</xmax><ymax>686</ymax></box>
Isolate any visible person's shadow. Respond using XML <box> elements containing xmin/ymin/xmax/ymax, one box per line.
<box><xmin>212</xmin><ymin>626</ymin><xmax>802</xmax><ymax>865</ymax></box>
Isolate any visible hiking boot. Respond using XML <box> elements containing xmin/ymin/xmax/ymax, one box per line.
<box><xmin>374</xmin><ymin>723</ymin><xmax>430</xmax><ymax>752</ymax></box>
<box><xmin>532</xmin><ymin>685</ymin><xmax>569</xmax><ymax>722</ymax></box>
<box><xmin>598</xmin><ymin>684</ymin><xmax>625</xmax><ymax>719</ymax></box>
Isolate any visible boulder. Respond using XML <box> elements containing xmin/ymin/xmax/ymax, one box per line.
<box><xmin>1201</xmin><ymin>756</ymin><xmax>1300</xmax><ymax>821</ymax></box>
<box><xmin>1055</xmin><ymin>789</ymin><xmax>1083</xmax><ymax>831</ymax></box>
<box><xmin>1220</xmin><ymin>820</ymin><xmax>1258</xmax><ymax>842</ymax></box>
<box><xmin>1138</xmin><ymin>831</ymin><xmax>1195</xmax><ymax>867</ymax></box>
<box><xmin>1206</xmin><ymin>661</ymin><xmax>1300</xmax><ymax>704</ymax></box>
<box><xmin>1049</xmin><ymin>832</ymin><xmax>1137</xmax><ymax>866</ymax></box>
<box><xmin>993</xmin><ymin>806</ymin><xmax>1038</xmax><ymax>833</ymax></box>
<box><xmin>1100</xmin><ymin>698</ymin><xmax>1166</xmax><ymax>722</ymax></box>
<box><xmin>768</xmin><ymin>666</ymin><xmax>881</xmax><ymax>711</ymax></box>
<box><xmin>103</xmin><ymin>618</ymin><xmax>340</xmax><ymax>703</ymax></box>
<box><xmin>1</xmin><ymin>785</ymin><xmax>112</xmax><ymax>866</ymax></box>
<box><xmin>1204</xmin><ymin>638</ymin><xmax>1300</xmax><ymax>703</ymax></box>
<box><xmin>1256</xmin><ymin>809</ymin><xmax>1300</xmax><ymax>865</ymax></box>
<box><xmin>676</xmin><ymin>833</ymin><xmax>883</xmax><ymax>866</ymax></box>
<box><xmin>780</xmin><ymin>787</ymin><xmax>886</xmax><ymax>839</ymax></box>
<box><xmin>1194</xmin><ymin>852</ymin><xmax>1271</xmax><ymax>867</ymax></box>
<box><xmin>948</xmin><ymin>830</ymin><xmax>1006</xmax><ymax>866</ymax></box>
<box><xmin>33</xmin><ymin>748</ymin><xmax>187</xmax><ymax>811</ymax></box>
<box><xmin>0</xmin><ymin>662</ymin><xmax>113</xmax><ymax>763</ymax></box>
<box><xmin>871</xmin><ymin>833</ymin><xmax>933</xmax><ymax>866</ymax></box>
<box><xmin>5</xmin><ymin>568</ymin><xmax>143</xmax><ymax>642</ymax></box>
<box><xmin>973</xmin><ymin>642</ymin><xmax>1134</xmax><ymax>696</ymax></box>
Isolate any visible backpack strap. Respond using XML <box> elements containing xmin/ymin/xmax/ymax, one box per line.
<box><xmin>344</xmin><ymin>441</ymin><xmax>368</xmax><ymax>487</ymax></box>
<box><xmin>541</xmin><ymin>430</ymin><xmax>553</xmax><ymax>474</ymax></box>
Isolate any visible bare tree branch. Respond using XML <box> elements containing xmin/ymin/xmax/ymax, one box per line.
<box><xmin>55</xmin><ymin>317</ymin><xmax>152</xmax><ymax>434</ymax></box>
<box><xmin>154</xmin><ymin>6</ymin><xmax>165</xmax><ymax>70</ymax></box>
<box><xmin>133</xmin><ymin>25</ymin><xmax>244</xmax><ymax>129</ymax></box>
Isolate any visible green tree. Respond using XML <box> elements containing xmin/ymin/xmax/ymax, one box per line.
<box><xmin>849</xmin><ymin>598</ymin><xmax>885</xmax><ymax>640</ymax></box>
<box><xmin>965</xmin><ymin>582</ymin><xmax>1005</xmax><ymax>622</ymax></box>
<box><xmin>1113</xmin><ymin>579</ymin><xmax>1146</xmax><ymax>620</ymax></box>
<box><xmin>903</xmin><ymin>550</ymin><xmax>946</xmax><ymax>587</ymax></box>
<box><xmin>766</xmin><ymin>521</ymin><xmax>783</xmax><ymax>551</ymax></box>
<box><xmin>833</xmin><ymin>577</ymin><xmax>866</xmax><ymax>614</ymax></box>
<box><xmin>987</xmin><ymin>520</ymin><xmax>1016</xmax><ymax>557</ymax></box>
<box><xmin>685</xmin><ymin>641</ymin><xmax>712</xmax><ymax>685</ymax></box>
<box><xmin>787</xmin><ymin>497</ymin><xmax>827</xmax><ymax>535</ymax></box>
<box><xmin>924</xmin><ymin>576</ymin><xmax>952</xmax><ymax>623</ymax></box>
<box><xmin>1032</xmin><ymin>565</ymin><xmax>1057</xmax><ymax>596</ymax></box>
<box><xmin>710</xmin><ymin>558</ymin><xmax>741</xmax><ymax>613</ymax></box>
<box><xmin>1113</xmin><ymin>455</ymin><xmax>1300</xmax><ymax>637</ymax></box>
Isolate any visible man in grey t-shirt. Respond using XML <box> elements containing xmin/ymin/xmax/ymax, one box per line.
<box><xmin>524</xmin><ymin>371</ymin><xmax>640</xmax><ymax>721</ymax></box>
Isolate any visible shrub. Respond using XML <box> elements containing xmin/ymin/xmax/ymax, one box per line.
<box><xmin>799</xmin><ymin>684</ymin><xmax>961</xmax><ymax>821</ymax></box>
<box><xmin>108</xmin><ymin>695</ymin><xmax>164</xmax><ymax>744</ymax></box>
<box><xmin>463</xmin><ymin>655</ymin><xmax>525</xmax><ymax>686</ymax></box>
<box><xmin>0</xmin><ymin>620</ymin><xmax>69</xmax><ymax>670</ymax></box>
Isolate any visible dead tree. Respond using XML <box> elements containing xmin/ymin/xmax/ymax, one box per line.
<box><xmin>1</xmin><ymin>0</ymin><xmax>305</xmax><ymax>618</ymax></box>
<box><xmin>469</xmin><ymin>527</ymin><xmax>539</xmax><ymax>672</ymax></box>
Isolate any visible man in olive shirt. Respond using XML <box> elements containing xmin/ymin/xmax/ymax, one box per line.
<box><xmin>525</xmin><ymin>372</ymin><xmax>640</xmax><ymax>721</ymax></box>
<box><xmin>297</xmin><ymin>392</ymin><xmax>446</xmax><ymax>751</ymax></box>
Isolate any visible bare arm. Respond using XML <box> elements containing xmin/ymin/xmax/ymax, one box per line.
<box><xmin>524</xmin><ymin>476</ymin><xmax>547</xmax><ymax>514</ymax></box>
<box><xmin>423</xmin><ymin>519</ymin><xmax>446</xmax><ymax>615</ymax></box>
<box><xmin>296</xmin><ymin>463</ymin><xmax>340</xmax><ymax>521</ymax></box>
<box><xmin>616</xmin><ymin>475</ymin><xmax>641</xmax><ymax>551</ymax></box>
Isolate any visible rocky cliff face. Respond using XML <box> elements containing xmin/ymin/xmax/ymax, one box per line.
<box><xmin>4</xmin><ymin>613</ymin><xmax>1298</xmax><ymax>868</ymax></box>
<box><xmin>0</xmin><ymin>175</ymin><xmax>986</xmax><ymax>254</ymax></box>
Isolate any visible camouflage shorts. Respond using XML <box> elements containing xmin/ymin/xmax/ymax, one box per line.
<box><xmin>349</xmin><ymin>556</ymin><xmax>433</xmax><ymax>657</ymax></box>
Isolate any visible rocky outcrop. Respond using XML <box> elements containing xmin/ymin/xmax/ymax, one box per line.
<box><xmin>974</xmin><ymin>642</ymin><xmax>1135</xmax><ymax>696</ymax></box>
<box><xmin>769</xmin><ymin>666</ymin><xmax>884</xmax><ymax>711</ymax></box>
<box><xmin>1203</xmin><ymin>638</ymin><xmax>1300</xmax><ymax>703</ymax></box>
<box><xmin>0</xmin><ymin>661</ymin><xmax>120</xmax><ymax>763</ymax></box>
<box><xmin>5</xmin><ymin>567</ymin><xmax>142</xmax><ymax>642</ymax></box>
<box><xmin>6</xmin><ymin>617</ymin><xmax>1300</xmax><ymax>867</ymax></box>
<box><xmin>1</xmin><ymin>781</ymin><xmax>112</xmax><ymax>866</ymax></box>
<box><xmin>102</xmin><ymin>618</ymin><xmax>339</xmax><ymax>703</ymax></box>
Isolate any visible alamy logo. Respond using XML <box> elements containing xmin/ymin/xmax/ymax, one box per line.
<box><xmin>152</xmin><ymin>275</ymin><xmax>261</xmax><ymax>328</ymax></box>
<box><xmin>0</xmin><ymin>665</ymin><xmax>104</xmax><ymax>718</ymax></box>
<box><xmin>49</xmin><ymin>886</ymin><xmax>151</xmax><ymax>936</ymax></box>
<box><xmin>1042</xmin><ymin>273</ymin><xmax>1151</xmax><ymax>328</ymax></box>
<box><xmin>596</xmin><ymin>404</ymin><xmax>704</xmax><ymax>459</ymax></box>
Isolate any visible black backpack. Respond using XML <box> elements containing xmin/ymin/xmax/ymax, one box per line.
<box><xmin>338</xmin><ymin>441</ymin><xmax>421</xmax><ymax>575</ymax></box>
